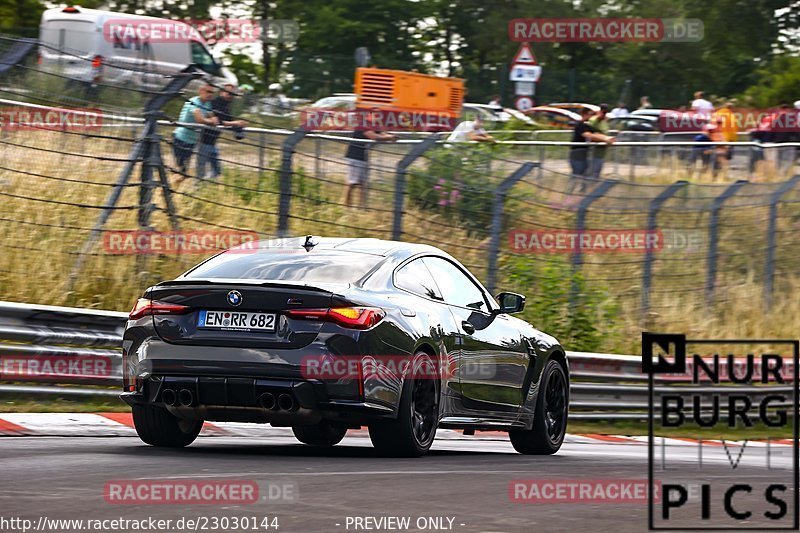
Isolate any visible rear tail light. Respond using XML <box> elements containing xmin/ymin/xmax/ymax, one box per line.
<box><xmin>286</xmin><ymin>307</ymin><xmax>385</xmax><ymax>330</ymax></box>
<box><xmin>129</xmin><ymin>298</ymin><xmax>191</xmax><ymax>320</ymax></box>
<box><xmin>92</xmin><ymin>55</ymin><xmax>103</xmax><ymax>68</ymax></box>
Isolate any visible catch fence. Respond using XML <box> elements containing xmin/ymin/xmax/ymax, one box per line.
<box><xmin>1</xmin><ymin>35</ymin><xmax>800</xmax><ymax>348</ymax></box>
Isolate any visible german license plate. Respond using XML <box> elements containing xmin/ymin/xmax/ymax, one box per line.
<box><xmin>198</xmin><ymin>310</ymin><xmax>276</xmax><ymax>331</ymax></box>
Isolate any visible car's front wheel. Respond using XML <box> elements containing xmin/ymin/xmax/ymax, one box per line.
<box><xmin>369</xmin><ymin>353</ymin><xmax>439</xmax><ymax>457</ymax></box>
<box><xmin>292</xmin><ymin>421</ymin><xmax>347</xmax><ymax>446</ymax></box>
<box><xmin>509</xmin><ymin>359</ymin><xmax>568</xmax><ymax>455</ymax></box>
<box><xmin>132</xmin><ymin>405</ymin><xmax>203</xmax><ymax>447</ymax></box>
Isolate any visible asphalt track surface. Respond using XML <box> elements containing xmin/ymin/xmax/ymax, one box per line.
<box><xmin>1</xmin><ymin>432</ymin><xmax>795</xmax><ymax>533</ymax></box>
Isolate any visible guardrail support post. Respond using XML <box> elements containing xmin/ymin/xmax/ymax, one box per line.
<box><xmin>764</xmin><ymin>175</ymin><xmax>800</xmax><ymax>309</ymax></box>
<box><xmin>641</xmin><ymin>180</ymin><xmax>688</xmax><ymax>317</ymax></box>
<box><xmin>391</xmin><ymin>135</ymin><xmax>439</xmax><ymax>241</ymax></box>
<box><xmin>277</xmin><ymin>129</ymin><xmax>308</xmax><ymax>237</ymax></box>
<box><xmin>486</xmin><ymin>162</ymin><xmax>537</xmax><ymax>294</ymax></box>
<box><xmin>705</xmin><ymin>180</ymin><xmax>748</xmax><ymax>306</ymax></box>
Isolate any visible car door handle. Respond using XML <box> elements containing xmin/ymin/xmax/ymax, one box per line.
<box><xmin>461</xmin><ymin>321</ymin><xmax>475</xmax><ymax>335</ymax></box>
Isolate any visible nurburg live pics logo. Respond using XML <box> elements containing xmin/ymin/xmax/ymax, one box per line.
<box><xmin>643</xmin><ymin>332</ymin><xmax>799</xmax><ymax>530</ymax></box>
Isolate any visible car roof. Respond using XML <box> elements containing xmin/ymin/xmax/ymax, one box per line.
<box><xmin>528</xmin><ymin>106</ymin><xmax>582</xmax><ymax>120</ymax></box>
<box><xmin>244</xmin><ymin>236</ymin><xmax>444</xmax><ymax>259</ymax></box>
<box><xmin>548</xmin><ymin>102</ymin><xmax>601</xmax><ymax>111</ymax></box>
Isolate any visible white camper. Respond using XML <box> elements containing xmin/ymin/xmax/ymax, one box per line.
<box><xmin>39</xmin><ymin>6</ymin><xmax>237</xmax><ymax>89</ymax></box>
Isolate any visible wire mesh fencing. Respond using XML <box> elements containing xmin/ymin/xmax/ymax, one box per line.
<box><xmin>1</xmin><ymin>34</ymin><xmax>800</xmax><ymax>351</ymax></box>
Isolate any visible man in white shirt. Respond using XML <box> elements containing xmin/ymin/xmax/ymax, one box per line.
<box><xmin>691</xmin><ymin>91</ymin><xmax>714</xmax><ymax>117</ymax></box>
<box><xmin>447</xmin><ymin>117</ymin><xmax>495</xmax><ymax>142</ymax></box>
<box><xmin>607</xmin><ymin>102</ymin><xmax>629</xmax><ymax>119</ymax></box>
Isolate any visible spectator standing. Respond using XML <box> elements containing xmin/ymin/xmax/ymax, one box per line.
<box><xmin>173</xmin><ymin>83</ymin><xmax>218</xmax><ymax>180</ymax></box>
<box><xmin>638</xmin><ymin>96</ymin><xmax>652</xmax><ymax>110</ymax></box>
<box><xmin>343</xmin><ymin>110</ymin><xmax>397</xmax><ymax>207</ymax></box>
<box><xmin>488</xmin><ymin>95</ymin><xmax>502</xmax><ymax>108</ymax></box>
<box><xmin>607</xmin><ymin>102</ymin><xmax>629</xmax><ymax>119</ymax></box>
<box><xmin>569</xmin><ymin>107</ymin><xmax>615</xmax><ymax>192</ymax></box>
<box><xmin>691</xmin><ymin>91</ymin><xmax>714</xmax><ymax>117</ymax></box>
<box><xmin>691</xmin><ymin>125</ymin><xmax>713</xmax><ymax>175</ymax></box>
<box><xmin>772</xmin><ymin>102</ymin><xmax>797</xmax><ymax>174</ymax></box>
<box><xmin>197</xmin><ymin>84</ymin><xmax>247</xmax><ymax>181</ymax></box>
<box><xmin>587</xmin><ymin>103</ymin><xmax>612</xmax><ymax>178</ymax></box>
<box><xmin>707</xmin><ymin>119</ymin><xmax>728</xmax><ymax>179</ymax></box>
<box><xmin>712</xmin><ymin>101</ymin><xmax>738</xmax><ymax>163</ymax></box>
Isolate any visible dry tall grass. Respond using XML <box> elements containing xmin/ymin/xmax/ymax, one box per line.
<box><xmin>1</xmin><ymin>127</ymin><xmax>799</xmax><ymax>355</ymax></box>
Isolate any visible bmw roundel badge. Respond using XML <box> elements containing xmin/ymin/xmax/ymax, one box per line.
<box><xmin>227</xmin><ymin>290</ymin><xmax>243</xmax><ymax>306</ymax></box>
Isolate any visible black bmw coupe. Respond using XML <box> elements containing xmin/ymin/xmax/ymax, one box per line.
<box><xmin>121</xmin><ymin>237</ymin><xmax>569</xmax><ymax>457</ymax></box>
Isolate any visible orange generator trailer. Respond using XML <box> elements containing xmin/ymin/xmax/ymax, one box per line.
<box><xmin>354</xmin><ymin>67</ymin><xmax>464</xmax><ymax>131</ymax></box>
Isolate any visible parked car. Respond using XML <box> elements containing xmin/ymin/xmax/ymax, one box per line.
<box><xmin>122</xmin><ymin>237</ymin><xmax>569</xmax><ymax>457</ymax></box>
<box><xmin>461</xmin><ymin>103</ymin><xmax>501</xmax><ymax>127</ymax></box>
<box><xmin>609</xmin><ymin>115</ymin><xmax>660</xmax><ymax>132</ymax></box>
<box><xmin>307</xmin><ymin>93</ymin><xmax>356</xmax><ymax>110</ymax></box>
<box><xmin>548</xmin><ymin>102</ymin><xmax>600</xmax><ymax>115</ymax></box>
<box><xmin>463</xmin><ymin>103</ymin><xmax>535</xmax><ymax>126</ymax></box>
<box><xmin>525</xmin><ymin>106</ymin><xmax>581</xmax><ymax>129</ymax></box>
<box><xmin>39</xmin><ymin>6</ymin><xmax>237</xmax><ymax>89</ymax></box>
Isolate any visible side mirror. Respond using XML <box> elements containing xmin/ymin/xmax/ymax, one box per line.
<box><xmin>496</xmin><ymin>292</ymin><xmax>525</xmax><ymax>314</ymax></box>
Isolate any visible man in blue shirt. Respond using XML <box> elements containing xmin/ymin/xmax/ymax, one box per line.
<box><xmin>172</xmin><ymin>83</ymin><xmax>219</xmax><ymax>179</ymax></box>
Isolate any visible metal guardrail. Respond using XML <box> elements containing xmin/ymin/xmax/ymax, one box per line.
<box><xmin>0</xmin><ymin>301</ymin><xmax>790</xmax><ymax>420</ymax></box>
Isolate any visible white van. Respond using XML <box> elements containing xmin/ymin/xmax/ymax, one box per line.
<box><xmin>39</xmin><ymin>6</ymin><xmax>237</xmax><ymax>89</ymax></box>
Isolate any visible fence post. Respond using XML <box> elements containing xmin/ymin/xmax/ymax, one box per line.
<box><xmin>764</xmin><ymin>174</ymin><xmax>800</xmax><ymax>309</ymax></box>
<box><xmin>572</xmin><ymin>179</ymin><xmax>618</xmax><ymax>273</ymax></box>
<box><xmin>258</xmin><ymin>131</ymin><xmax>265</xmax><ymax>179</ymax></box>
<box><xmin>641</xmin><ymin>180</ymin><xmax>688</xmax><ymax>317</ymax></box>
<box><xmin>391</xmin><ymin>135</ymin><xmax>439</xmax><ymax>241</ymax></box>
<box><xmin>277</xmin><ymin>129</ymin><xmax>308</xmax><ymax>237</ymax></box>
<box><xmin>705</xmin><ymin>180</ymin><xmax>748</xmax><ymax>306</ymax></box>
<box><xmin>486</xmin><ymin>162</ymin><xmax>537</xmax><ymax>294</ymax></box>
<box><xmin>137</xmin><ymin>117</ymin><xmax>158</xmax><ymax>231</ymax></box>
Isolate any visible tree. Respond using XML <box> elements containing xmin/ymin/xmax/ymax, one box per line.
<box><xmin>0</xmin><ymin>0</ymin><xmax>46</xmax><ymax>35</ymax></box>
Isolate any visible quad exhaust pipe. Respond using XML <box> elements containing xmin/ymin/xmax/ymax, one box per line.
<box><xmin>259</xmin><ymin>392</ymin><xmax>276</xmax><ymax>410</ymax></box>
<box><xmin>278</xmin><ymin>393</ymin><xmax>297</xmax><ymax>412</ymax></box>
<box><xmin>165</xmin><ymin>388</ymin><xmax>296</xmax><ymax>412</ymax></box>
<box><xmin>161</xmin><ymin>388</ymin><xmax>177</xmax><ymax>406</ymax></box>
<box><xmin>178</xmin><ymin>389</ymin><xmax>194</xmax><ymax>407</ymax></box>
<box><xmin>259</xmin><ymin>392</ymin><xmax>297</xmax><ymax>412</ymax></box>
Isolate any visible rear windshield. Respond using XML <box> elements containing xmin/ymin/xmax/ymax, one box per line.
<box><xmin>183</xmin><ymin>250</ymin><xmax>382</xmax><ymax>284</ymax></box>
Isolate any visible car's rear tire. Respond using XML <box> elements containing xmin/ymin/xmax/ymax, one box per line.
<box><xmin>509</xmin><ymin>359</ymin><xmax>568</xmax><ymax>455</ymax></box>
<box><xmin>292</xmin><ymin>421</ymin><xmax>347</xmax><ymax>446</ymax></box>
<box><xmin>132</xmin><ymin>405</ymin><xmax>203</xmax><ymax>448</ymax></box>
<box><xmin>369</xmin><ymin>353</ymin><xmax>439</xmax><ymax>457</ymax></box>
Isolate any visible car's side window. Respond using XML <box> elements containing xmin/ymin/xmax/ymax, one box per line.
<box><xmin>395</xmin><ymin>259</ymin><xmax>443</xmax><ymax>301</ymax></box>
<box><xmin>421</xmin><ymin>257</ymin><xmax>488</xmax><ymax>311</ymax></box>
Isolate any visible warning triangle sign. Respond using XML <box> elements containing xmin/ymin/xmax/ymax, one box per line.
<box><xmin>512</xmin><ymin>43</ymin><xmax>536</xmax><ymax>65</ymax></box>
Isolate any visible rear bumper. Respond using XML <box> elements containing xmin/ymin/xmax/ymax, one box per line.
<box><xmin>121</xmin><ymin>373</ymin><xmax>397</xmax><ymax>425</ymax></box>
